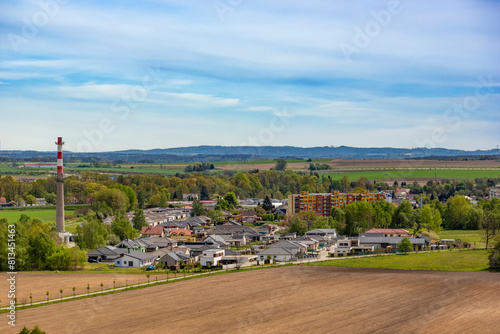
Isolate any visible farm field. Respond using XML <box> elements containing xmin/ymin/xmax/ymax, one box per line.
<box><xmin>2</xmin><ymin>159</ymin><xmax>499</xmax><ymax>182</ymax></box>
<box><xmin>3</xmin><ymin>266</ymin><xmax>499</xmax><ymax>334</ymax></box>
<box><xmin>0</xmin><ymin>272</ymin><xmax>171</xmax><ymax>305</ymax></box>
<box><xmin>322</xmin><ymin>169</ymin><xmax>500</xmax><ymax>181</ymax></box>
<box><xmin>308</xmin><ymin>249</ymin><xmax>490</xmax><ymax>272</ymax></box>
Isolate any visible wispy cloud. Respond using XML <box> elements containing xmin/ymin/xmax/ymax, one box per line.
<box><xmin>0</xmin><ymin>0</ymin><xmax>498</xmax><ymax>151</ymax></box>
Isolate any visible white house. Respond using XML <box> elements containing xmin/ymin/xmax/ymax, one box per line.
<box><xmin>199</xmin><ymin>248</ymin><xmax>225</xmax><ymax>266</ymax></box>
<box><xmin>257</xmin><ymin>247</ymin><xmax>294</xmax><ymax>262</ymax></box>
<box><xmin>114</xmin><ymin>251</ymin><xmax>157</xmax><ymax>267</ymax></box>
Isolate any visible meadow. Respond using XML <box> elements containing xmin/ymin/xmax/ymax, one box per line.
<box><xmin>308</xmin><ymin>249</ymin><xmax>490</xmax><ymax>272</ymax></box>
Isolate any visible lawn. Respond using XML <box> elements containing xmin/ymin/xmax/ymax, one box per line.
<box><xmin>308</xmin><ymin>249</ymin><xmax>491</xmax><ymax>272</ymax></box>
<box><xmin>0</xmin><ymin>208</ymin><xmax>77</xmax><ymax>223</ymax></box>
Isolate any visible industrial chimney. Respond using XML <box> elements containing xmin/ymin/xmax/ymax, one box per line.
<box><xmin>56</xmin><ymin>137</ymin><xmax>65</xmax><ymax>233</ymax></box>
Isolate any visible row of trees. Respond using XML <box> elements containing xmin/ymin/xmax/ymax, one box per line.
<box><xmin>286</xmin><ymin>196</ymin><xmax>500</xmax><ymax>245</ymax></box>
<box><xmin>2</xmin><ymin>171</ymin><xmax>499</xmax><ymax>208</ymax></box>
<box><xmin>0</xmin><ymin>215</ymin><xmax>87</xmax><ymax>271</ymax></box>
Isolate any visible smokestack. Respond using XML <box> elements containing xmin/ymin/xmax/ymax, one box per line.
<box><xmin>56</xmin><ymin>137</ymin><xmax>65</xmax><ymax>233</ymax></box>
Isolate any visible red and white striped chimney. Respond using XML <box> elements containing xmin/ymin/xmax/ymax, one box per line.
<box><xmin>56</xmin><ymin>137</ymin><xmax>64</xmax><ymax>178</ymax></box>
<box><xmin>56</xmin><ymin>137</ymin><xmax>65</xmax><ymax>233</ymax></box>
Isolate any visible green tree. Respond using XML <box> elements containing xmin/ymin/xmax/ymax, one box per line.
<box><xmin>223</xmin><ymin>192</ymin><xmax>238</xmax><ymax>209</ymax></box>
<box><xmin>275</xmin><ymin>159</ymin><xmax>287</xmax><ymax>171</ymax></box>
<box><xmin>110</xmin><ymin>184</ymin><xmax>137</xmax><ymax>211</ymax></box>
<box><xmin>398</xmin><ymin>237</ymin><xmax>413</xmax><ymax>253</ymax></box>
<box><xmin>190</xmin><ymin>198</ymin><xmax>205</xmax><ymax>216</ymax></box>
<box><xmin>207</xmin><ymin>210</ymin><xmax>223</xmax><ymax>222</ymax></box>
<box><xmin>132</xmin><ymin>209</ymin><xmax>147</xmax><ymax>231</ymax></box>
<box><xmin>91</xmin><ymin>188</ymin><xmax>129</xmax><ymax>216</ymax></box>
<box><xmin>262</xmin><ymin>195</ymin><xmax>273</xmax><ymax>212</ymax></box>
<box><xmin>200</xmin><ymin>185</ymin><xmax>210</xmax><ymax>200</ymax></box>
<box><xmin>112</xmin><ymin>211</ymin><xmax>138</xmax><ymax>241</ymax></box>
<box><xmin>74</xmin><ymin>212</ymin><xmax>109</xmax><ymax>250</ymax></box>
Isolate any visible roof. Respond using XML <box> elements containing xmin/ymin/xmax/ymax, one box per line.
<box><xmin>258</xmin><ymin>247</ymin><xmax>294</xmax><ymax>256</ymax></box>
<box><xmin>270</xmin><ymin>240</ymin><xmax>307</xmax><ymax>250</ymax></box>
<box><xmin>116</xmin><ymin>238</ymin><xmax>149</xmax><ymax>249</ymax></box>
<box><xmin>364</xmin><ymin>228</ymin><xmax>409</xmax><ymax>234</ymax></box>
<box><xmin>161</xmin><ymin>251</ymin><xmax>191</xmax><ymax>263</ymax></box>
<box><xmin>141</xmin><ymin>225</ymin><xmax>164</xmax><ymax>235</ymax></box>
<box><xmin>122</xmin><ymin>251</ymin><xmax>156</xmax><ymax>261</ymax></box>
<box><xmin>305</xmin><ymin>229</ymin><xmax>337</xmax><ymax>235</ymax></box>
<box><xmin>87</xmin><ymin>246</ymin><xmax>127</xmax><ymax>256</ymax></box>
<box><xmin>169</xmin><ymin>228</ymin><xmax>193</xmax><ymax>236</ymax></box>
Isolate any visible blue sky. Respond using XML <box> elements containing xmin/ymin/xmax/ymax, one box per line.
<box><xmin>0</xmin><ymin>0</ymin><xmax>499</xmax><ymax>152</ymax></box>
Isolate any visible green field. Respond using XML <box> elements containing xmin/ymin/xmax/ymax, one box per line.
<box><xmin>309</xmin><ymin>249</ymin><xmax>491</xmax><ymax>272</ymax></box>
<box><xmin>323</xmin><ymin>169</ymin><xmax>500</xmax><ymax>181</ymax></box>
<box><xmin>0</xmin><ymin>208</ymin><xmax>76</xmax><ymax>224</ymax></box>
<box><xmin>437</xmin><ymin>229</ymin><xmax>486</xmax><ymax>248</ymax></box>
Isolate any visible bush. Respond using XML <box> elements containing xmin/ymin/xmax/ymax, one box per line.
<box><xmin>489</xmin><ymin>239</ymin><xmax>500</xmax><ymax>270</ymax></box>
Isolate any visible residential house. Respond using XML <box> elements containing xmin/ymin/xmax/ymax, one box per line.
<box><xmin>199</xmin><ymin>248</ymin><xmax>225</xmax><ymax>266</ymax></box>
<box><xmin>87</xmin><ymin>246</ymin><xmax>127</xmax><ymax>262</ymax></box>
<box><xmin>490</xmin><ymin>187</ymin><xmax>500</xmax><ymax>199</ymax></box>
<box><xmin>358</xmin><ymin>235</ymin><xmax>429</xmax><ymax>251</ymax></box>
<box><xmin>257</xmin><ymin>247</ymin><xmax>295</xmax><ymax>262</ymax></box>
<box><xmin>269</xmin><ymin>240</ymin><xmax>307</xmax><ymax>257</ymax></box>
<box><xmin>114</xmin><ymin>251</ymin><xmax>157</xmax><ymax>267</ymax></box>
<box><xmin>169</xmin><ymin>229</ymin><xmax>196</xmax><ymax>242</ymax></box>
<box><xmin>226</xmin><ymin>234</ymin><xmax>247</xmax><ymax>247</ymax></box>
<box><xmin>141</xmin><ymin>225</ymin><xmax>165</xmax><ymax>237</ymax></box>
<box><xmin>115</xmin><ymin>239</ymin><xmax>148</xmax><ymax>253</ymax></box>
<box><xmin>160</xmin><ymin>251</ymin><xmax>193</xmax><ymax>268</ymax></box>
<box><xmin>362</xmin><ymin>229</ymin><xmax>410</xmax><ymax>238</ymax></box>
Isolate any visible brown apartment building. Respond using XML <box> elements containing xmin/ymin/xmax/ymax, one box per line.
<box><xmin>287</xmin><ymin>191</ymin><xmax>386</xmax><ymax>217</ymax></box>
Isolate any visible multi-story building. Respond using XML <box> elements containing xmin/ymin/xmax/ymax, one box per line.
<box><xmin>287</xmin><ymin>191</ymin><xmax>386</xmax><ymax>217</ymax></box>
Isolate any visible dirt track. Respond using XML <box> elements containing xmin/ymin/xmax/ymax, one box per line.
<box><xmin>2</xmin><ymin>266</ymin><xmax>499</xmax><ymax>334</ymax></box>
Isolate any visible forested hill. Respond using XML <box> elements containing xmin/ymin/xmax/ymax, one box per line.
<box><xmin>0</xmin><ymin>146</ymin><xmax>497</xmax><ymax>163</ymax></box>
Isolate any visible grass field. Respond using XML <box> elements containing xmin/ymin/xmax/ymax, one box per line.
<box><xmin>309</xmin><ymin>249</ymin><xmax>491</xmax><ymax>272</ymax></box>
<box><xmin>0</xmin><ymin>205</ymin><xmax>88</xmax><ymax>226</ymax></box>
<box><xmin>437</xmin><ymin>229</ymin><xmax>486</xmax><ymax>248</ymax></box>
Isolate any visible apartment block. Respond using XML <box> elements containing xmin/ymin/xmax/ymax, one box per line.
<box><xmin>287</xmin><ymin>191</ymin><xmax>386</xmax><ymax>217</ymax></box>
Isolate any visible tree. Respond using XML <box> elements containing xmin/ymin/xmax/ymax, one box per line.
<box><xmin>112</xmin><ymin>211</ymin><xmax>139</xmax><ymax>241</ymax></box>
<box><xmin>489</xmin><ymin>239</ymin><xmax>500</xmax><ymax>269</ymax></box>
<box><xmin>482</xmin><ymin>208</ymin><xmax>500</xmax><ymax>249</ymax></box>
<box><xmin>74</xmin><ymin>212</ymin><xmax>109</xmax><ymax>250</ymax></box>
<box><xmin>190</xmin><ymin>198</ymin><xmax>205</xmax><ymax>216</ymax></box>
<box><xmin>262</xmin><ymin>195</ymin><xmax>273</xmax><ymax>212</ymax></box>
<box><xmin>398</xmin><ymin>237</ymin><xmax>413</xmax><ymax>253</ymax></box>
<box><xmin>275</xmin><ymin>159</ymin><xmax>287</xmax><ymax>171</ymax></box>
<box><xmin>91</xmin><ymin>188</ymin><xmax>129</xmax><ymax>216</ymax></box>
<box><xmin>132</xmin><ymin>209</ymin><xmax>147</xmax><ymax>231</ymax></box>
<box><xmin>18</xmin><ymin>326</ymin><xmax>46</xmax><ymax>334</ymax></box>
<box><xmin>200</xmin><ymin>185</ymin><xmax>210</xmax><ymax>200</ymax></box>
<box><xmin>110</xmin><ymin>184</ymin><xmax>137</xmax><ymax>211</ymax></box>
<box><xmin>207</xmin><ymin>209</ymin><xmax>223</xmax><ymax>223</ymax></box>
<box><xmin>340</xmin><ymin>175</ymin><xmax>350</xmax><ymax>192</ymax></box>
<box><xmin>223</xmin><ymin>192</ymin><xmax>238</xmax><ymax>209</ymax></box>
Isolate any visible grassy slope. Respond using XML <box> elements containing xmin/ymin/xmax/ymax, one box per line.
<box><xmin>308</xmin><ymin>249</ymin><xmax>490</xmax><ymax>272</ymax></box>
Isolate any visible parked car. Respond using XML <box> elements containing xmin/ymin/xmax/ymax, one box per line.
<box><xmin>146</xmin><ymin>265</ymin><xmax>155</xmax><ymax>271</ymax></box>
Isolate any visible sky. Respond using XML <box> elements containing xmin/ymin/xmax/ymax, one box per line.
<box><xmin>0</xmin><ymin>0</ymin><xmax>499</xmax><ymax>152</ymax></box>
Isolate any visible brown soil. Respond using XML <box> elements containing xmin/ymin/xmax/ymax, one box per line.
<box><xmin>217</xmin><ymin>159</ymin><xmax>500</xmax><ymax>171</ymax></box>
<box><xmin>3</xmin><ymin>266</ymin><xmax>499</xmax><ymax>334</ymax></box>
<box><xmin>0</xmin><ymin>272</ymin><xmax>170</xmax><ymax>304</ymax></box>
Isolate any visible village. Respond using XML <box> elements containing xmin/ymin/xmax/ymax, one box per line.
<box><xmin>86</xmin><ymin>193</ymin><xmax>468</xmax><ymax>271</ymax></box>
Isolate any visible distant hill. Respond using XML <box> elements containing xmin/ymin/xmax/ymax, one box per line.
<box><xmin>0</xmin><ymin>146</ymin><xmax>497</xmax><ymax>163</ymax></box>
